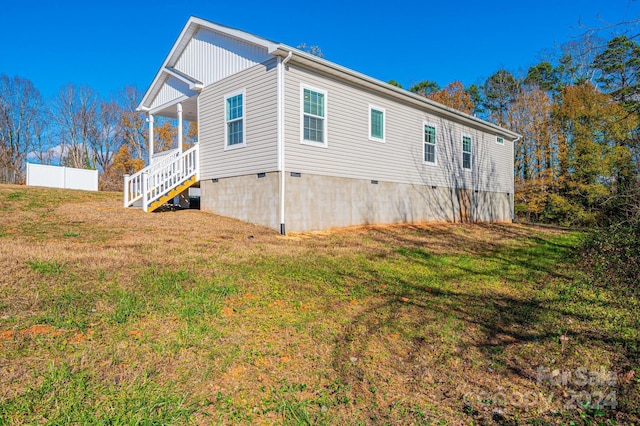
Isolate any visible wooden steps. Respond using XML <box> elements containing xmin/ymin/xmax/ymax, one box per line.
<box><xmin>147</xmin><ymin>175</ymin><xmax>198</xmax><ymax>212</ymax></box>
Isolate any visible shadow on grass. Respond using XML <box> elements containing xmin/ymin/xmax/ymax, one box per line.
<box><xmin>328</xmin><ymin>225</ymin><xmax>639</xmax><ymax>423</ymax></box>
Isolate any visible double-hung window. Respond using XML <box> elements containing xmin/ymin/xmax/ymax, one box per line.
<box><xmin>225</xmin><ymin>90</ymin><xmax>245</xmax><ymax>148</ymax></box>
<box><xmin>462</xmin><ymin>134</ymin><xmax>472</xmax><ymax>170</ymax></box>
<box><xmin>369</xmin><ymin>106</ymin><xmax>385</xmax><ymax>142</ymax></box>
<box><xmin>301</xmin><ymin>85</ymin><xmax>327</xmax><ymax>146</ymax></box>
<box><xmin>423</xmin><ymin>123</ymin><xmax>436</xmax><ymax>164</ymax></box>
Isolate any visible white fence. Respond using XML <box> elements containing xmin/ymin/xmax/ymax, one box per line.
<box><xmin>26</xmin><ymin>163</ymin><xmax>99</xmax><ymax>192</ymax></box>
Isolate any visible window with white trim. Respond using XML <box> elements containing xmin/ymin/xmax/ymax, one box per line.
<box><xmin>423</xmin><ymin>123</ymin><xmax>436</xmax><ymax>164</ymax></box>
<box><xmin>301</xmin><ymin>85</ymin><xmax>326</xmax><ymax>145</ymax></box>
<box><xmin>369</xmin><ymin>105</ymin><xmax>385</xmax><ymax>142</ymax></box>
<box><xmin>496</xmin><ymin>136</ymin><xmax>504</xmax><ymax>145</ymax></box>
<box><xmin>225</xmin><ymin>90</ymin><xmax>245</xmax><ymax>148</ymax></box>
<box><xmin>462</xmin><ymin>135</ymin><xmax>472</xmax><ymax>170</ymax></box>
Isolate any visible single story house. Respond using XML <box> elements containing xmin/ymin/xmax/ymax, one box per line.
<box><xmin>124</xmin><ymin>16</ymin><xmax>520</xmax><ymax>234</ymax></box>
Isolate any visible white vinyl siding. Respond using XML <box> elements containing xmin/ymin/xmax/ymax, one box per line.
<box><xmin>149</xmin><ymin>76</ymin><xmax>198</xmax><ymax>111</ymax></box>
<box><xmin>462</xmin><ymin>135</ymin><xmax>472</xmax><ymax>170</ymax></box>
<box><xmin>423</xmin><ymin>123</ymin><xmax>436</xmax><ymax>165</ymax></box>
<box><xmin>283</xmin><ymin>63</ymin><xmax>514</xmax><ymax>193</ymax></box>
<box><xmin>301</xmin><ymin>85</ymin><xmax>327</xmax><ymax>146</ymax></box>
<box><xmin>224</xmin><ymin>90</ymin><xmax>245</xmax><ymax>149</ymax></box>
<box><xmin>369</xmin><ymin>106</ymin><xmax>385</xmax><ymax>142</ymax></box>
<box><xmin>174</xmin><ymin>27</ymin><xmax>272</xmax><ymax>87</ymax></box>
<box><xmin>199</xmin><ymin>59</ymin><xmax>278</xmax><ymax>179</ymax></box>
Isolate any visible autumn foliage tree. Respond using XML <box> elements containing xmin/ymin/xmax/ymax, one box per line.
<box><xmin>427</xmin><ymin>81</ymin><xmax>475</xmax><ymax>115</ymax></box>
<box><xmin>101</xmin><ymin>144</ymin><xmax>145</xmax><ymax>190</ymax></box>
<box><xmin>154</xmin><ymin>120</ymin><xmax>178</xmax><ymax>153</ymax></box>
<box><xmin>508</xmin><ymin>86</ymin><xmax>555</xmax><ymax>219</ymax></box>
<box><xmin>551</xmin><ymin>83</ymin><xmax>638</xmax><ymax>222</ymax></box>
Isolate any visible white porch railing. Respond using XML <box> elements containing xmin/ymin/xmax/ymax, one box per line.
<box><xmin>151</xmin><ymin>147</ymin><xmax>180</xmax><ymax>165</ymax></box>
<box><xmin>124</xmin><ymin>144</ymin><xmax>199</xmax><ymax>211</ymax></box>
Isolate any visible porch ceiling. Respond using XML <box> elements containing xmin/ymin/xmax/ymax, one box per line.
<box><xmin>153</xmin><ymin>96</ymin><xmax>198</xmax><ymax>122</ymax></box>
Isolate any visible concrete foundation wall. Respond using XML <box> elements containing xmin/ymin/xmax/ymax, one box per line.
<box><xmin>200</xmin><ymin>172</ymin><xmax>513</xmax><ymax>233</ymax></box>
<box><xmin>284</xmin><ymin>173</ymin><xmax>512</xmax><ymax>232</ymax></box>
<box><xmin>200</xmin><ymin>172</ymin><xmax>279</xmax><ymax>230</ymax></box>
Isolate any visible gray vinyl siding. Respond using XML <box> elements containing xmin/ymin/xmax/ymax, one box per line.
<box><xmin>284</xmin><ymin>64</ymin><xmax>514</xmax><ymax>193</ymax></box>
<box><xmin>199</xmin><ymin>59</ymin><xmax>278</xmax><ymax>180</ymax></box>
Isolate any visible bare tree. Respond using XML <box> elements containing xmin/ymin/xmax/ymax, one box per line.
<box><xmin>558</xmin><ymin>33</ymin><xmax>604</xmax><ymax>85</ymax></box>
<box><xmin>579</xmin><ymin>13</ymin><xmax>640</xmax><ymax>40</ymax></box>
<box><xmin>119</xmin><ymin>86</ymin><xmax>147</xmax><ymax>160</ymax></box>
<box><xmin>91</xmin><ymin>99</ymin><xmax>123</xmax><ymax>175</ymax></box>
<box><xmin>51</xmin><ymin>84</ymin><xmax>98</xmax><ymax>169</ymax></box>
<box><xmin>296</xmin><ymin>43</ymin><xmax>324</xmax><ymax>58</ymax></box>
<box><xmin>0</xmin><ymin>74</ymin><xmax>45</xmax><ymax>183</ymax></box>
<box><xmin>30</xmin><ymin>106</ymin><xmax>55</xmax><ymax>165</ymax></box>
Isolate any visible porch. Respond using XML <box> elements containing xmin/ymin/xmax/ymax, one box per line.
<box><xmin>123</xmin><ymin>95</ymin><xmax>201</xmax><ymax>212</ymax></box>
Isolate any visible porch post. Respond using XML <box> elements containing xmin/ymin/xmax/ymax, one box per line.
<box><xmin>148</xmin><ymin>113</ymin><xmax>154</xmax><ymax>165</ymax></box>
<box><xmin>177</xmin><ymin>103</ymin><xmax>183</xmax><ymax>154</ymax></box>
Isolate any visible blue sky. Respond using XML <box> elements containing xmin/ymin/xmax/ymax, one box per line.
<box><xmin>1</xmin><ymin>0</ymin><xmax>638</xmax><ymax>100</ymax></box>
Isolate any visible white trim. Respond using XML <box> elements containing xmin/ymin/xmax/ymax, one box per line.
<box><xmin>224</xmin><ymin>89</ymin><xmax>247</xmax><ymax>150</ymax></box>
<box><xmin>272</xmin><ymin>45</ymin><xmax>520</xmax><ymax>141</ymax></box>
<box><xmin>164</xmin><ymin>67</ymin><xmax>204</xmax><ymax>91</ymax></box>
<box><xmin>422</xmin><ymin>121</ymin><xmax>437</xmax><ymax>166</ymax></box>
<box><xmin>186</xmin><ymin>17</ymin><xmax>280</xmax><ymax>53</ymax></box>
<box><xmin>462</xmin><ymin>133</ymin><xmax>473</xmax><ymax>171</ymax></box>
<box><xmin>196</xmin><ymin>95</ymin><xmax>201</xmax><ymax>181</ymax></box>
<box><xmin>300</xmin><ymin>83</ymin><xmax>328</xmax><ymax>148</ymax></box>
<box><xmin>149</xmin><ymin>94</ymin><xmax>191</xmax><ymax>116</ymax></box>
<box><xmin>139</xmin><ymin>16</ymin><xmax>279</xmax><ymax>111</ymax></box>
<box><xmin>277</xmin><ymin>60</ymin><xmax>284</xmax><ymax>171</ymax></box>
<box><xmin>496</xmin><ymin>135</ymin><xmax>504</xmax><ymax>145</ymax></box>
<box><xmin>147</xmin><ymin>113</ymin><xmax>154</xmax><ymax>165</ymax></box>
<box><xmin>368</xmin><ymin>105</ymin><xmax>386</xmax><ymax>143</ymax></box>
<box><xmin>177</xmin><ymin>102</ymin><xmax>183</xmax><ymax>153</ymax></box>
<box><xmin>138</xmin><ymin>16</ymin><xmax>519</xmax><ymax>141</ymax></box>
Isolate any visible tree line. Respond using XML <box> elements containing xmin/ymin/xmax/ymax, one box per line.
<box><xmin>0</xmin><ymin>81</ymin><xmax>197</xmax><ymax>190</ymax></box>
<box><xmin>397</xmin><ymin>33</ymin><xmax>640</xmax><ymax>226</ymax></box>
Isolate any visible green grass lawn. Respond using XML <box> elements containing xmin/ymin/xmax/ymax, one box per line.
<box><xmin>0</xmin><ymin>184</ymin><xmax>637</xmax><ymax>425</ymax></box>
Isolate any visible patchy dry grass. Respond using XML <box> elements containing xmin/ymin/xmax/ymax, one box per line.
<box><xmin>0</xmin><ymin>183</ymin><xmax>638</xmax><ymax>425</ymax></box>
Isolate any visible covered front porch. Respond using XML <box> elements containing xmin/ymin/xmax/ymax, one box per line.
<box><xmin>123</xmin><ymin>92</ymin><xmax>201</xmax><ymax>212</ymax></box>
<box><xmin>144</xmin><ymin>94</ymin><xmax>199</xmax><ymax>166</ymax></box>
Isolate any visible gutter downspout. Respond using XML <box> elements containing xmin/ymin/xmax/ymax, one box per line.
<box><xmin>511</xmin><ymin>135</ymin><xmax>521</xmax><ymax>222</ymax></box>
<box><xmin>277</xmin><ymin>51</ymin><xmax>293</xmax><ymax>235</ymax></box>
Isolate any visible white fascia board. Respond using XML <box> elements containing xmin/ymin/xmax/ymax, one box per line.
<box><xmin>148</xmin><ymin>94</ymin><xmax>191</xmax><ymax>116</ymax></box>
<box><xmin>271</xmin><ymin>45</ymin><xmax>521</xmax><ymax>141</ymax></box>
<box><xmin>164</xmin><ymin>67</ymin><xmax>204</xmax><ymax>91</ymax></box>
<box><xmin>138</xmin><ymin>16</ymin><xmax>279</xmax><ymax>111</ymax></box>
<box><xmin>138</xmin><ymin>19</ymin><xmax>199</xmax><ymax>111</ymax></box>
<box><xmin>188</xmin><ymin>16</ymin><xmax>280</xmax><ymax>54</ymax></box>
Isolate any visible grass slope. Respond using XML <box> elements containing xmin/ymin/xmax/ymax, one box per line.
<box><xmin>0</xmin><ymin>184</ymin><xmax>637</xmax><ymax>425</ymax></box>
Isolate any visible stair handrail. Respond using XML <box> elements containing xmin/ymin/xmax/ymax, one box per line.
<box><xmin>124</xmin><ymin>148</ymin><xmax>182</xmax><ymax>207</ymax></box>
<box><xmin>142</xmin><ymin>144</ymin><xmax>199</xmax><ymax>211</ymax></box>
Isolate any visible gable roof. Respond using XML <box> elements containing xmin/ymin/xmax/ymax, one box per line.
<box><xmin>138</xmin><ymin>17</ymin><xmax>520</xmax><ymax>140</ymax></box>
<box><xmin>138</xmin><ymin>17</ymin><xmax>279</xmax><ymax>112</ymax></box>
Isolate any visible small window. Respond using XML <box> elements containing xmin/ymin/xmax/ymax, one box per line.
<box><xmin>369</xmin><ymin>105</ymin><xmax>385</xmax><ymax>142</ymax></box>
<box><xmin>225</xmin><ymin>90</ymin><xmax>245</xmax><ymax>149</ymax></box>
<box><xmin>496</xmin><ymin>136</ymin><xmax>504</xmax><ymax>145</ymax></box>
<box><xmin>301</xmin><ymin>85</ymin><xmax>327</xmax><ymax>146</ymax></box>
<box><xmin>462</xmin><ymin>135</ymin><xmax>472</xmax><ymax>170</ymax></box>
<box><xmin>423</xmin><ymin>123</ymin><xmax>437</xmax><ymax>164</ymax></box>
